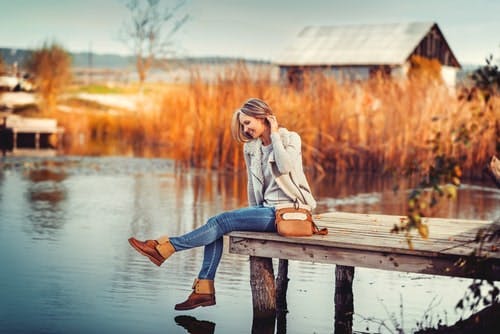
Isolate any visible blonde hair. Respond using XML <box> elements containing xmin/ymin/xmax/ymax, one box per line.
<box><xmin>231</xmin><ymin>98</ymin><xmax>273</xmax><ymax>143</ymax></box>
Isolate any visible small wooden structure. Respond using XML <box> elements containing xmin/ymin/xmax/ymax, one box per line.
<box><xmin>275</xmin><ymin>22</ymin><xmax>461</xmax><ymax>87</ymax></box>
<box><xmin>0</xmin><ymin>114</ymin><xmax>63</xmax><ymax>155</ymax></box>
<box><xmin>488</xmin><ymin>156</ymin><xmax>500</xmax><ymax>187</ymax></box>
<box><xmin>229</xmin><ymin>212</ymin><xmax>499</xmax><ymax>321</ymax></box>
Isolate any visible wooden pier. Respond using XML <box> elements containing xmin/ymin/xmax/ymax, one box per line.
<box><xmin>228</xmin><ymin>211</ymin><xmax>499</xmax><ymax>323</ymax></box>
<box><xmin>1</xmin><ymin>114</ymin><xmax>63</xmax><ymax>155</ymax></box>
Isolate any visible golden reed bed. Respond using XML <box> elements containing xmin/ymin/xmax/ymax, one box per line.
<box><xmin>56</xmin><ymin>66</ymin><xmax>499</xmax><ymax>178</ymax></box>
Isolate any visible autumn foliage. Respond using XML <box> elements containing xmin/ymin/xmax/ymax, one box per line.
<box><xmin>26</xmin><ymin>42</ymin><xmax>72</xmax><ymax>113</ymax></box>
<box><xmin>408</xmin><ymin>55</ymin><xmax>443</xmax><ymax>83</ymax></box>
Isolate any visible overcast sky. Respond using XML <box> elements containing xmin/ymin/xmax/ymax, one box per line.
<box><xmin>0</xmin><ymin>0</ymin><xmax>499</xmax><ymax>65</ymax></box>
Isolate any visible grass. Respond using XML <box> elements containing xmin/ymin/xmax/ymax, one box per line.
<box><xmin>72</xmin><ymin>84</ymin><xmax>128</xmax><ymax>95</ymax></box>
<box><xmin>68</xmin><ymin>82</ymin><xmax>183</xmax><ymax>95</ymax></box>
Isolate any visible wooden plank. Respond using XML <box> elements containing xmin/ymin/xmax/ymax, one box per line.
<box><xmin>314</xmin><ymin>212</ymin><xmax>497</xmax><ymax>255</ymax></box>
<box><xmin>316</xmin><ymin>216</ymin><xmax>492</xmax><ymax>237</ymax></box>
<box><xmin>318</xmin><ymin>211</ymin><xmax>490</xmax><ymax>224</ymax></box>
<box><xmin>316</xmin><ymin>212</ymin><xmax>492</xmax><ymax>232</ymax></box>
<box><xmin>228</xmin><ymin>211</ymin><xmax>499</xmax><ymax>280</ymax></box>
<box><xmin>6</xmin><ymin>116</ymin><xmax>58</xmax><ymax>133</ymax></box>
<box><xmin>229</xmin><ymin>228</ymin><xmax>497</xmax><ymax>259</ymax></box>
<box><xmin>318</xmin><ymin>224</ymin><xmax>487</xmax><ymax>251</ymax></box>
<box><xmin>229</xmin><ymin>234</ymin><xmax>499</xmax><ymax>280</ymax></box>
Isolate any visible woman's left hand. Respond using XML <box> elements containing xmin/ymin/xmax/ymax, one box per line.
<box><xmin>266</xmin><ymin>115</ymin><xmax>279</xmax><ymax>133</ymax></box>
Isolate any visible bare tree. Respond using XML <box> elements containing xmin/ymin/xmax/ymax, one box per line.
<box><xmin>120</xmin><ymin>0</ymin><xmax>189</xmax><ymax>88</ymax></box>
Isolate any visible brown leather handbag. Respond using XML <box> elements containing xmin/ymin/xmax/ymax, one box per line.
<box><xmin>275</xmin><ymin>203</ymin><xmax>328</xmax><ymax>237</ymax></box>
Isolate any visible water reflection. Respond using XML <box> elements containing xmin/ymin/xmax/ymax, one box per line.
<box><xmin>313</xmin><ymin>171</ymin><xmax>500</xmax><ymax>221</ymax></box>
<box><xmin>0</xmin><ymin>165</ymin><xmax>4</xmax><ymax>203</ymax></box>
<box><xmin>252</xmin><ymin>316</ymin><xmax>276</xmax><ymax>334</ymax></box>
<box><xmin>24</xmin><ymin>166</ymin><xmax>68</xmax><ymax>238</ymax></box>
<box><xmin>180</xmin><ymin>314</ymin><xmax>317</xmax><ymax>334</ymax></box>
<box><xmin>175</xmin><ymin>315</ymin><xmax>216</xmax><ymax>334</ymax></box>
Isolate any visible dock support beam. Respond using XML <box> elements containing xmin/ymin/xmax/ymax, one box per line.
<box><xmin>250</xmin><ymin>256</ymin><xmax>277</xmax><ymax>333</ymax></box>
<box><xmin>276</xmin><ymin>259</ymin><xmax>289</xmax><ymax>311</ymax></box>
<box><xmin>13</xmin><ymin>131</ymin><xmax>17</xmax><ymax>150</ymax></box>
<box><xmin>249</xmin><ymin>257</ymin><xmax>356</xmax><ymax>333</ymax></box>
<box><xmin>250</xmin><ymin>256</ymin><xmax>276</xmax><ymax>318</ymax></box>
<box><xmin>1</xmin><ymin>116</ymin><xmax>6</xmax><ymax>156</ymax></box>
<box><xmin>276</xmin><ymin>259</ymin><xmax>289</xmax><ymax>334</ymax></box>
<box><xmin>334</xmin><ymin>265</ymin><xmax>355</xmax><ymax>334</ymax></box>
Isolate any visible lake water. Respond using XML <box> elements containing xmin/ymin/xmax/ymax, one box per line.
<box><xmin>0</xmin><ymin>156</ymin><xmax>499</xmax><ymax>334</ymax></box>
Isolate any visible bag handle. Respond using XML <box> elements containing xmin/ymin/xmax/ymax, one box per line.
<box><xmin>312</xmin><ymin>222</ymin><xmax>328</xmax><ymax>235</ymax></box>
<box><xmin>276</xmin><ymin>207</ymin><xmax>312</xmax><ymax>220</ymax></box>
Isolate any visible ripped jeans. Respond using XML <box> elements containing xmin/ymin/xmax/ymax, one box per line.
<box><xmin>169</xmin><ymin>205</ymin><xmax>276</xmax><ymax>280</ymax></box>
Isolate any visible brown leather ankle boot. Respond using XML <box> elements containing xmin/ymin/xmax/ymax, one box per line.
<box><xmin>128</xmin><ymin>236</ymin><xmax>175</xmax><ymax>266</ymax></box>
<box><xmin>155</xmin><ymin>238</ymin><xmax>175</xmax><ymax>260</ymax></box>
<box><xmin>175</xmin><ymin>279</ymin><xmax>216</xmax><ymax>311</ymax></box>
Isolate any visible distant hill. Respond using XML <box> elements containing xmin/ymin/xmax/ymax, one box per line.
<box><xmin>0</xmin><ymin>47</ymin><xmax>483</xmax><ymax>85</ymax></box>
<box><xmin>0</xmin><ymin>47</ymin><xmax>133</xmax><ymax>69</ymax></box>
<box><xmin>71</xmin><ymin>51</ymin><xmax>134</xmax><ymax>69</ymax></box>
<box><xmin>0</xmin><ymin>48</ymin><xmax>32</xmax><ymax>68</ymax></box>
<box><xmin>0</xmin><ymin>47</ymin><xmax>270</xmax><ymax>71</ymax></box>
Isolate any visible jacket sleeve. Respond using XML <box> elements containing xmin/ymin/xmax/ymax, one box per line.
<box><xmin>244</xmin><ymin>149</ymin><xmax>258</xmax><ymax>207</ymax></box>
<box><xmin>271</xmin><ymin>131</ymin><xmax>302</xmax><ymax>175</ymax></box>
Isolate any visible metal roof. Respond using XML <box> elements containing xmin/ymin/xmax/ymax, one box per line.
<box><xmin>275</xmin><ymin>22</ymin><xmax>438</xmax><ymax>66</ymax></box>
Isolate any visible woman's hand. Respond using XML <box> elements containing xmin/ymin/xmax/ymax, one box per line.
<box><xmin>266</xmin><ymin>115</ymin><xmax>279</xmax><ymax>133</ymax></box>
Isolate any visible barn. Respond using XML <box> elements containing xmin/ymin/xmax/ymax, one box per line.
<box><xmin>275</xmin><ymin>22</ymin><xmax>461</xmax><ymax>87</ymax></box>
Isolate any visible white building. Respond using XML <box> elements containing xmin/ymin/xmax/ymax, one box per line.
<box><xmin>275</xmin><ymin>22</ymin><xmax>461</xmax><ymax>87</ymax></box>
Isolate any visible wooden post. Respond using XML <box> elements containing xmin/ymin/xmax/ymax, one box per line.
<box><xmin>251</xmin><ymin>315</ymin><xmax>275</xmax><ymax>334</ymax></box>
<box><xmin>276</xmin><ymin>259</ymin><xmax>289</xmax><ymax>334</ymax></box>
<box><xmin>276</xmin><ymin>259</ymin><xmax>289</xmax><ymax>311</ymax></box>
<box><xmin>250</xmin><ymin>256</ymin><xmax>276</xmax><ymax>318</ymax></box>
<box><xmin>334</xmin><ymin>265</ymin><xmax>355</xmax><ymax>334</ymax></box>
<box><xmin>0</xmin><ymin>117</ymin><xmax>6</xmax><ymax>156</ymax></box>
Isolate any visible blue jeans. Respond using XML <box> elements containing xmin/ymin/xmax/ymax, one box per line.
<box><xmin>169</xmin><ymin>205</ymin><xmax>276</xmax><ymax>280</ymax></box>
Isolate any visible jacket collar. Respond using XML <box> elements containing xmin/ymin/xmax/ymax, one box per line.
<box><xmin>244</xmin><ymin>127</ymin><xmax>290</xmax><ymax>185</ymax></box>
<box><xmin>244</xmin><ymin>127</ymin><xmax>290</xmax><ymax>156</ymax></box>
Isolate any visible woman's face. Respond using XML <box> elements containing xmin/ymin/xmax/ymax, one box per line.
<box><xmin>239</xmin><ymin>113</ymin><xmax>267</xmax><ymax>139</ymax></box>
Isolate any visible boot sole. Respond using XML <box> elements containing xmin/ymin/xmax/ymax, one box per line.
<box><xmin>174</xmin><ymin>300</ymin><xmax>216</xmax><ymax>311</ymax></box>
<box><xmin>128</xmin><ymin>238</ymin><xmax>164</xmax><ymax>267</ymax></box>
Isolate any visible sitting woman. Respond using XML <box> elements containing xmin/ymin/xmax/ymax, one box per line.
<box><xmin>128</xmin><ymin>97</ymin><xmax>316</xmax><ymax>310</ymax></box>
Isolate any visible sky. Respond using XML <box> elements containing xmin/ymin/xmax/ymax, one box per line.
<box><xmin>0</xmin><ymin>0</ymin><xmax>499</xmax><ymax>65</ymax></box>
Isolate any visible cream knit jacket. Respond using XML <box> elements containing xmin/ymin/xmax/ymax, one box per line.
<box><xmin>243</xmin><ymin>127</ymin><xmax>317</xmax><ymax>209</ymax></box>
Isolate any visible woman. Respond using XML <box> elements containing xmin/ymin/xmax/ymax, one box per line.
<box><xmin>128</xmin><ymin>98</ymin><xmax>316</xmax><ymax>310</ymax></box>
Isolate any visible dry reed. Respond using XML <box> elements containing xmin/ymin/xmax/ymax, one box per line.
<box><xmin>56</xmin><ymin>64</ymin><xmax>499</xmax><ymax>178</ymax></box>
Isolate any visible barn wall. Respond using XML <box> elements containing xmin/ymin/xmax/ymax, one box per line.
<box><xmin>412</xmin><ymin>25</ymin><xmax>460</xmax><ymax>68</ymax></box>
<box><xmin>280</xmin><ymin>66</ymin><xmax>372</xmax><ymax>85</ymax></box>
<box><xmin>326</xmin><ymin>67</ymin><xmax>371</xmax><ymax>82</ymax></box>
<box><xmin>441</xmin><ymin>65</ymin><xmax>457</xmax><ymax>88</ymax></box>
<box><xmin>392</xmin><ymin>63</ymin><xmax>409</xmax><ymax>79</ymax></box>
<box><xmin>280</xmin><ymin>63</ymin><xmax>456</xmax><ymax>88</ymax></box>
